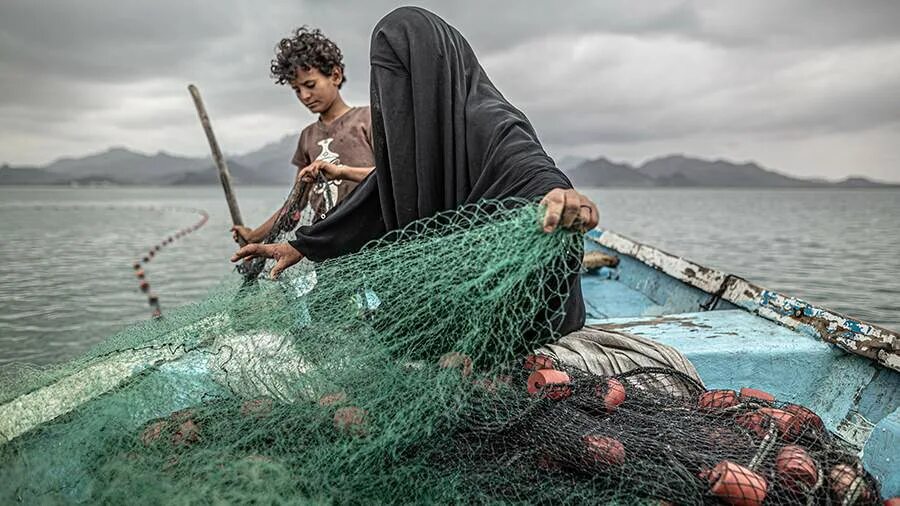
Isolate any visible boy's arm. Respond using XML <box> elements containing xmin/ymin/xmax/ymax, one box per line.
<box><xmin>232</xmin><ymin>209</ymin><xmax>279</xmax><ymax>244</ymax></box>
<box><xmin>298</xmin><ymin>160</ymin><xmax>373</xmax><ymax>183</ymax></box>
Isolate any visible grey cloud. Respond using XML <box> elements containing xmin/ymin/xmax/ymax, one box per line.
<box><xmin>1</xmin><ymin>0</ymin><xmax>899</xmax><ymax>181</ymax></box>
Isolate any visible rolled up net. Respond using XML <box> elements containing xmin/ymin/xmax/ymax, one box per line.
<box><xmin>0</xmin><ymin>200</ymin><xmax>882</xmax><ymax>504</ymax></box>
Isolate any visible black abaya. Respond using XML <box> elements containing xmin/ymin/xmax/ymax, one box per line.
<box><xmin>289</xmin><ymin>6</ymin><xmax>585</xmax><ymax>335</ymax></box>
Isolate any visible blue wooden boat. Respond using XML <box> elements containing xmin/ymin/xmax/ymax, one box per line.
<box><xmin>583</xmin><ymin>229</ymin><xmax>899</xmax><ymax>495</ymax></box>
<box><xmin>2</xmin><ymin>228</ymin><xmax>897</xmax><ymax>498</ymax></box>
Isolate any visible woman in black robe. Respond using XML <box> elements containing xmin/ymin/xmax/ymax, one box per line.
<box><xmin>233</xmin><ymin>6</ymin><xmax>599</xmax><ymax>336</ymax></box>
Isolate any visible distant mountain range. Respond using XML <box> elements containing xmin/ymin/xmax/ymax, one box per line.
<box><xmin>0</xmin><ymin>135</ymin><xmax>299</xmax><ymax>187</ymax></box>
<box><xmin>558</xmin><ymin>155</ymin><xmax>898</xmax><ymax>188</ymax></box>
<box><xmin>2</xmin><ymin>140</ymin><xmax>896</xmax><ymax>188</ymax></box>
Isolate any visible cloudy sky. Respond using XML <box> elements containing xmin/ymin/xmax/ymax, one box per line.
<box><xmin>2</xmin><ymin>0</ymin><xmax>899</xmax><ymax>181</ymax></box>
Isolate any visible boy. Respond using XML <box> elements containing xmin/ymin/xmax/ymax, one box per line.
<box><xmin>232</xmin><ymin>27</ymin><xmax>374</xmax><ymax>245</ymax></box>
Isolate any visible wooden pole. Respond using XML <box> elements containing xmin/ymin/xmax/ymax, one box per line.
<box><xmin>187</xmin><ymin>84</ymin><xmax>245</xmax><ymax>234</ymax></box>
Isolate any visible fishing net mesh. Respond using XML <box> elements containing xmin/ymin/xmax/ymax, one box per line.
<box><xmin>0</xmin><ymin>200</ymin><xmax>883</xmax><ymax>505</ymax></box>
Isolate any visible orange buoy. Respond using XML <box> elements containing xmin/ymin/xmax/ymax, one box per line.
<box><xmin>526</xmin><ymin>369</ymin><xmax>572</xmax><ymax>400</ymax></box>
<box><xmin>782</xmin><ymin>403</ymin><xmax>825</xmax><ymax>438</ymax></box>
<box><xmin>334</xmin><ymin>406</ymin><xmax>368</xmax><ymax>436</ymax></box>
<box><xmin>595</xmin><ymin>378</ymin><xmax>626</xmax><ymax>413</ymax></box>
<box><xmin>240</xmin><ymin>397</ymin><xmax>274</xmax><ymax>418</ymax></box>
<box><xmin>699</xmin><ymin>389</ymin><xmax>739</xmax><ymax>411</ymax></box>
<box><xmin>736</xmin><ymin>408</ymin><xmax>796</xmax><ymax>439</ymax></box>
<box><xmin>829</xmin><ymin>463</ymin><xmax>872</xmax><ymax>503</ymax></box>
<box><xmin>583</xmin><ymin>435</ymin><xmax>625</xmax><ymax>466</ymax></box>
<box><xmin>523</xmin><ymin>353</ymin><xmax>555</xmax><ymax>371</ymax></box>
<box><xmin>706</xmin><ymin>460</ymin><xmax>768</xmax><ymax>506</ymax></box>
<box><xmin>437</xmin><ymin>352</ymin><xmax>473</xmax><ymax>378</ymax></box>
<box><xmin>318</xmin><ymin>391</ymin><xmax>347</xmax><ymax>407</ymax></box>
<box><xmin>775</xmin><ymin>445</ymin><xmax>818</xmax><ymax>491</ymax></box>
<box><xmin>739</xmin><ymin>387</ymin><xmax>775</xmax><ymax>403</ymax></box>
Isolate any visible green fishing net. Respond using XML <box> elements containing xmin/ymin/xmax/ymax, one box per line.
<box><xmin>0</xmin><ymin>199</ymin><xmax>882</xmax><ymax>505</ymax></box>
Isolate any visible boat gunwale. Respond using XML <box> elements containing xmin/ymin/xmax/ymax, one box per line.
<box><xmin>587</xmin><ymin>228</ymin><xmax>899</xmax><ymax>372</ymax></box>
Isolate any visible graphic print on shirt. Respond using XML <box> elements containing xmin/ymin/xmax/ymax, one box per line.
<box><xmin>313</xmin><ymin>138</ymin><xmax>343</xmax><ymax>213</ymax></box>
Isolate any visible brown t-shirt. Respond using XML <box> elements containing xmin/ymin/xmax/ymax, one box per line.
<box><xmin>291</xmin><ymin>106</ymin><xmax>374</xmax><ymax>222</ymax></box>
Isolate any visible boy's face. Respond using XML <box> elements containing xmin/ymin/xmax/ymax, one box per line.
<box><xmin>290</xmin><ymin>66</ymin><xmax>342</xmax><ymax>114</ymax></box>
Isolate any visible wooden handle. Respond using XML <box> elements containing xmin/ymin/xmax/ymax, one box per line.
<box><xmin>187</xmin><ymin>84</ymin><xmax>245</xmax><ymax>235</ymax></box>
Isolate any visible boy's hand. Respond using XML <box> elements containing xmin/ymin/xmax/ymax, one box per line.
<box><xmin>540</xmin><ymin>188</ymin><xmax>599</xmax><ymax>233</ymax></box>
<box><xmin>231</xmin><ymin>243</ymin><xmax>304</xmax><ymax>279</ymax></box>
<box><xmin>298</xmin><ymin>160</ymin><xmax>344</xmax><ymax>183</ymax></box>
<box><xmin>231</xmin><ymin>225</ymin><xmax>257</xmax><ymax>244</ymax></box>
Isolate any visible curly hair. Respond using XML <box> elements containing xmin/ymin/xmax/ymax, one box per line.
<box><xmin>271</xmin><ymin>27</ymin><xmax>346</xmax><ymax>88</ymax></box>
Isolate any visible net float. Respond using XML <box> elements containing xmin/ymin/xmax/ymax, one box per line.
<box><xmin>318</xmin><ymin>391</ymin><xmax>347</xmax><ymax>407</ymax></box>
<box><xmin>139</xmin><ymin>281</ymin><xmax>150</xmax><ymax>292</ymax></box>
<box><xmin>705</xmin><ymin>460</ymin><xmax>768</xmax><ymax>506</ymax></box>
<box><xmin>142</xmin><ymin>255</ymin><xmax>150</xmax><ymax>262</ymax></box>
<box><xmin>782</xmin><ymin>403</ymin><xmax>825</xmax><ymax>438</ymax></box>
<box><xmin>147</xmin><ymin>294</ymin><xmax>159</xmax><ymax>305</ymax></box>
<box><xmin>473</xmin><ymin>375</ymin><xmax>512</xmax><ymax>393</ymax></box>
<box><xmin>736</xmin><ymin>408</ymin><xmax>796</xmax><ymax>439</ymax></box>
<box><xmin>698</xmin><ymin>389</ymin><xmax>739</xmax><ymax>411</ymax></box>
<box><xmin>884</xmin><ymin>498</ymin><xmax>900</xmax><ymax>506</ymax></box>
<box><xmin>334</xmin><ymin>406</ymin><xmax>368</xmax><ymax>436</ymax></box>
<box><xmin>154</xmin><ymin>245</ymin><xmax>161</xmax><ymax>251</ymax></box>
<box><xmin>132</xmin><ymin>262</ymin><xmax>141</xmax><ymax>269</ymax></box>
<box><xmin>437</xmin><ymin>352</ymin><xmax>473</xmax><ymax>378</ymax></box>
<box><xmin>775</xmin><ymin>445</ymin><xmax>818</xmax><ymax>491</ymax></box>
<box><xmin>140</xmin><ymin>420</ymin><xmax>166</xmax><ymax>446</ymax></box>
<box><xmin>526</xmin><ymin>369</ymin><xmax>572</xmax><ymax>400</ymax></box>
<box><xmin>171</xmin><ymin>419</ymin><xmax>200</xmax><ymax>446</ymax></box>
<box><xmin>135</xmin><ymin>269</ymin><xmax>145</xmax><ymax>279</ymax></box>
<box><xmin>523</xmin><ymin>353</ymin><xmax>555</xmax><ymax>371</ymax></box>
<box><xmin>829</xmin><ymin>463</ymin><xmax>873</xmax><ymax>503</ymax></box>
<box><xmin>595</xmin><ymin>378</ymin><xmax>626</xmax><ymax>413</ymax></box>
<box><xmin>151</xmin><ymin>308</ymin><xmax>162</xmax><ymax>318</ymax></box>
<box><xmin>582</xmin><ymin>435</ymin><xmax>625</xmax><ymax>466</ymax></box>
<box><xmin>240</xmin><ymin>397</ymin><xmax>274</xmax><ymax>418</ymax></box>
<box><xmin>739</xmin><ymin>387</ymin><xmax>775</xmax><ymax>404</ymax></box>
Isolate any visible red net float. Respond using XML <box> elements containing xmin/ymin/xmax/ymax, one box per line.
<box><xmin>132</xmin><ymin>262</ymin><xmax>141</xmax><ymax>270</ymax></box>
<box><xmin>334</xmin><ymin>406</ymin><xmax>368</xmax><ymax>436</ymax></box>
<box><xmin>523</xmin><ymin>353</ymin><xmax>555</xmax><ymax>371</ymax></box>
<box><xmin>775</xmin><ymin>445</ymin><xmax>818</xmax><ymax>491</ymax></box>
<box><xmin>437</xmin><ymin>352</ymin><xmax>473</xmax><ymax>378</ymax></box>
<box><xmin>140</xmin><ymin>420</ymin><xmax>166</xmax><ymax>446</ymax></box>
<box><xmin>829</xmin><ymin>463</ymin><xmax>873</xmax><ymax>503</ymax></box>
<box><xmin>736</xmin><ymin>408</ymin><xmax>796</xmax><ymax>439</ymax></box>
<box><xmin>526</xmin><ymin>369</ymin><xmax>572</xmax><ymax>400</ymax></box>
<box><xmin>318</xmin><ymin>392</ymin><xmax>347</xmax><ymax>407</ymax></box>
<box><xmin>135</xmin><ymin>269</ymin><xmax>145</xmax><ymax>279</ymax></box>
<box><xmin>171</xmin><ymin>419</ymin><xmax>200</xmax><ymax>446</ymax></box>
<box><xmin>782</xmin><ymin>403</ymin><xmax>825</xmax><ymax>437</ymax></box>
<box><xmin>698</xmin><ymin>389</ymin><xmax>739</xmax><ymax>411</ymax></box>
<box><xmin>739</xmin><ymin>387</ymin><xmax>775</xmax><ymax>404</ymax></box>
<box><xmin>582</xmin><ymin>435</ymin><xmax>625</xmax><ymax>466</ymax></box>
<box><xmin>884</xmin><ymin>498</ymin><xmax>900</xmax><ymax>506</ymax></box>
<box><xmin>595</xmin><ymin>378</ymin><xmax>626</xmax><ymax>413</ymax></box>
<box><xmin>139</xmin><ymin>281</ymin><xmax>150</xmax><ymax>292</ymax></box>
<box><xmin>705</xmin><ymin>460</ymin><xmax>768</xmax><ymax>506</ymax></box>
<box><xmin>240</xmin><ymin>397</ymin><xmax>274</xmax><ymax>418</ymax></box>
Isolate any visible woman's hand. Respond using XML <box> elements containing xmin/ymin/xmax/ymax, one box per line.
<box><xmin>298</xmin><ymin>160</ymin><xmax>344</xmax><ymax>183</ymax></box>
<box><xmin>231</xmin><ymin>242</ymin><xmax>304</xmax><ymax>279</ymax></box>
<box><xmin>540</xmin><ymin>188</ymin><xmax>599</xmax><ymax>233</ymax></box>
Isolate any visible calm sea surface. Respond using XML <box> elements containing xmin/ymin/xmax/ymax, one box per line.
<box><xmin>1</xmin><ymin>186</ymin><xmax>898</xmax><ymax>366</ymax></box>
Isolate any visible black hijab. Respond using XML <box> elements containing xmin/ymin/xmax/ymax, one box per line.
<box><xmin>290</xmin><ymin>6</ymin><xmax>584</xmax><ymax>335</ymax></box>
